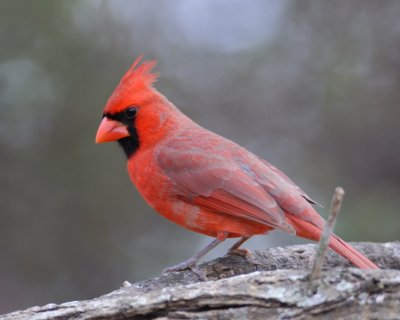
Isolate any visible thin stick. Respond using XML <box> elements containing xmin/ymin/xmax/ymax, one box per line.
<box><xmin>309</xmin><ymin>186</ymin><xmax>345</xmax><ymax>281</ymax></box>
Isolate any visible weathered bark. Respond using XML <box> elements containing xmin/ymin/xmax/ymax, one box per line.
<box><xmin>2</xmin><ymin>242</ymin><xmax>400</xmax><ymax>320</ymax></box>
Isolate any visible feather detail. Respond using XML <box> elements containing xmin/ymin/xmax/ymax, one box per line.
<box><xmin>157</xmin><ymin>138</ymin><xmax>296</xmax><ymax>234</ymax></box>
<box><xmin>122</xmin><ymin>55</ymin><xmax>159</xmax><ymax>87</ymax></box>
<box><xmin>103</xmin><ymin>55</ymin><xmax>160</xmax><ymax>115</ymax></box>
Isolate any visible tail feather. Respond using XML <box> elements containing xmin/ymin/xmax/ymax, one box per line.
<box><xmin>330</xmin><ymin>235</ymin><xmax>378</xmax><ymax>269</ymax></box>
<box><xmin>287</xmin><ymin>214</ymin><xmax>379</xmax><ymax>269</ymax></box>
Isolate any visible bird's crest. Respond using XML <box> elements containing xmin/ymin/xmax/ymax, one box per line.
<box><xmin>121</xmin><ymin>55</ymin><xmax>159</xmax><ymax>87</ymax></box>
<box><xmin>104</xmin><ymin>55</ymin><xmax>159</xmax><ymax>114</ymax></box>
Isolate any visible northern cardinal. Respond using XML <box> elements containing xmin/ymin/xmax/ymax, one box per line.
<box><xmin>96</xmin><ymin>56</ymin><xmax>378</xmax><ymax>275</ymax></box>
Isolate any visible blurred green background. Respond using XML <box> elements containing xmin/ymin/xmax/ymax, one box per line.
<box><xmin>1</xmin><ymin>0</ymin><xmax>399</xmax><ymax>314</ymax></box>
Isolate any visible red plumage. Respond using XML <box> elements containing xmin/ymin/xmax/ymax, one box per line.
<box><xmin>96</xmin><ymin>57</ymin><xmax>378</xmax><ymax>272</ymax></box>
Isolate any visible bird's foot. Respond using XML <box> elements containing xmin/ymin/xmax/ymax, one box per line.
<box><xmin>228</xmin><ymin>248</ymin><xmax>253</xmax><ymax>258</ymax></box>
<box><xmin>163</xmin><ymin>260</ymin><xmax>207</xmax><ymax>281</ymax></box>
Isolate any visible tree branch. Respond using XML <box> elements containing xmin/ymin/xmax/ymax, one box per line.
<box><xmin>2</xmin><ymin>242</ymin><xmax>400</xmax><ymax>320</ymax></box>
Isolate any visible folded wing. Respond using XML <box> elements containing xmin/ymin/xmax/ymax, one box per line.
<box><xmin>157</xmin><ymin>145</ymin><xmax>296</xmax><ymax>234</ymax></box>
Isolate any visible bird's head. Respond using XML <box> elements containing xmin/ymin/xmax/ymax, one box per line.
<box><xmin>96</xmin><ymin>56</ymin><xmax>172</xmax><ymax>158</ymax></box>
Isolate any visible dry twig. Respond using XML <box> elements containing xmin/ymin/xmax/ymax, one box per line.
<box><xmin>310</xmin><ymin>186</ymin><xmax>345</xmax><ymax>281</ymax></box>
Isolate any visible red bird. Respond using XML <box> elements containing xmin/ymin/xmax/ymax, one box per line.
<box><xmin>96</xmin><ymin>57</ymin><xmax>378</xmax><ymax>275</ymax></box>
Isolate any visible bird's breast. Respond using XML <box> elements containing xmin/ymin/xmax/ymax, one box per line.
<box><xmin>127</xmin><ymin>151</ymin><xmax>170</xmax><ymax>205</ymax></box>
<box><xmin>126</xmin><ymin>151</ymin><xmax>208</xmax><ymax>233</ymax></box>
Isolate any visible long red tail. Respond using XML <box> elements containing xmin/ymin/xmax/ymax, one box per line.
<box><xmin>329</xmin><ymin>234</ymin><xmax>378</xmax><ymax>269</ymax></box>
<box><xmin>287</xmin><ymin>214</ymin><xmax>379</xmax><ymax>269</ymax></box>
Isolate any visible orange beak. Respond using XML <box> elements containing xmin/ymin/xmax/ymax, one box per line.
<box><xmin>95</xmin><ymin>117</ymin><xmax>130</xmax><ymax>143</ymax></box>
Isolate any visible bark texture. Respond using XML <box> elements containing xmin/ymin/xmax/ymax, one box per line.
<box><xmin>2</xmin><ymin>242</ymin><xmax>400</xmax><ymax>320</ymax></box>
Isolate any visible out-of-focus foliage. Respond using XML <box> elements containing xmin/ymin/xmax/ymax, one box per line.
<box><xmin>0</xmin><ymin>0</ymin><xmax>399</xmax><ymax>313</ymax></box>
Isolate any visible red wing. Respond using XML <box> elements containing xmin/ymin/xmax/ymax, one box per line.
<box><xmin>157</xmin><ymin>147</ymin><xmax>295</xmax><ymax>234</ymax></box>
<box><xmin>245</xmin><ymin>155</ymin><xmax>325</xmax><ymax>229</ymax></box>
<box><xmin>256</xmin><ymin>156</ymin><xmax>322</xmax><ymax>207</ymax></box>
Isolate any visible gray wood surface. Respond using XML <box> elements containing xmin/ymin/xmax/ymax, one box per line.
<box><xmin>2</xmin><ymin>242</ymin><xmax>399</xmax><ymax>320</ymax></box>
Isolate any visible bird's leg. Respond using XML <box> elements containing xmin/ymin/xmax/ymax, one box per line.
<box><xmin>163</xmin><ymin>232</ymin><xmax>228</xmax><ymax>280</ymax></box>
<box><xmin>227</xmin><ymin>236</ymin><xmax>252</xmax><ymax>257</ymax></box>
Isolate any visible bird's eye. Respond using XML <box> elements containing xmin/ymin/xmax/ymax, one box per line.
<box><xmin>125</xmin><ymin>107</ymin><xmax>137</xmax><ymax>119</ymax></box>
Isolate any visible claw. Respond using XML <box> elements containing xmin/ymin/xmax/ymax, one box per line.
<box><xmin>161</xmin><ymin>235</ymin><xmax>227</xmax><ymax>281</ymax></box>
<box><xmin>162</xmin><ymin>260</ymin><xmax>195</xmax><ymax>273</ymax></box>
<box><xmin>163</xmin><ymin>260</ymin><xmax>207</xmax><ymax>281</ymax></box>
<box><xmin>189</xmin><ymin>265</ymin><xmax>207</xmax><ymax>281</ymax></box>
